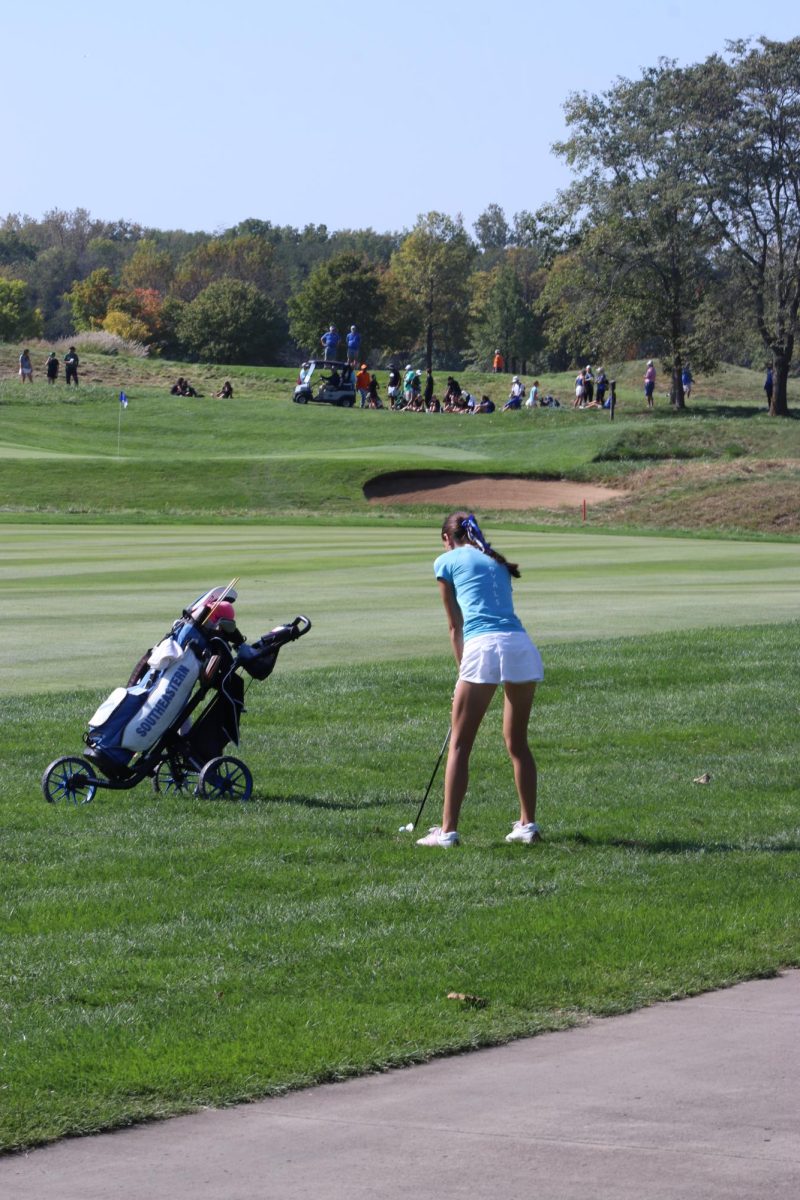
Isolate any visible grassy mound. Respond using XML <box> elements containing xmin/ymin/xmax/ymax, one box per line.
<box><xmin>1</xmin><ymin>347</ymin><xmax>798</xmax><ymax>536</ymax></box>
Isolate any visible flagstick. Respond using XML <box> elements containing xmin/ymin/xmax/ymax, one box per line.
<box><xmin>117</xmin><ymin>402</ymin><xmax>122</xmax><ymax>457</ymax></box>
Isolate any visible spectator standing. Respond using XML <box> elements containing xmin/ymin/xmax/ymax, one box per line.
<box><xmin>682</xmin><ymin>364</ymin><xmax>693</xmax><ymax>401</ymax></box>
<box><xmin>573</xmin><ymin>369</ymin><xmax>585</xmax><ymax>408</ymax></box>
<box><xmin>584</xmin><ymin>365</ymin><xmax>594</xmax><ymax>405</ymax></box>
<box><xmin>764</xmin><ymin>365</ymin><xmax>773</xmax><ymax>409</ymax></box>
<box><xmin>595</xmin><ymin>369</ymin><xmax>608</xmax><ymax>407</ymax></box>
<box><xmin>424</xmin><ymin>368</ymin><xmax>434</xmax><ymax>406</ymax></box>
<box><xmin>45</xmin><ymin>351</ymin><xmax>59</xmax><ymax>383</ymax></box>
<box><xmin>367</xmin><ymin>374</ymin><xmax>381</xmax><ymax>408</ymax></box>
<box><xmin>355</xmin><ymin>363</ymin><xmax>371</xmax><ymax>408</ymax></box>
<box><xmin>19</xmin><ymin>349</ymin><xmax>33</xmax><ymax>382</ymax></box>
<box><xmin>346</xmin><ymin>325</ymin><xmax>361</xmax><ymax>364</ymax></box>
<box><xmin>492</xmin><ymin>350</ymin><xmax>505</xmax><ymax>373</ymax></box>
<box><xmin>403</xmin><ymin>365</ymin><xmax>415</xmax><ymax>407</ymax></box>
<box><xmin>644</xmin><ymin>360</ymin><xmax>656</xmax><ymax>408</ymax></box>
<box><xmin>387</xmin><ymin>365</ymin><xmax>401</xmax><ymax>408</ymax></box>
<box><xmin>320</xmin><ymin>325</ymin><xmax>340</xmax><ymax>360</ymax></box>
<box><xmin>65</xmin><ymin>346</ymin><xmax>80</xmax><ymax>386</ymax></box>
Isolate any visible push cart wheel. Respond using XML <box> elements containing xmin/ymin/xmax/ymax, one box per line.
<box><xmin>198</xmin><ymin>756</ymin><xmax>253</xmax><ymax>802</ymax></box>
<box><xmin>152</xmin><ymin>760</ymin><xmax>198</xmax><ymax>796</ymax></box>
<box><xmin>42</xmin><ymin>756</ymin><xmax>98</xmax><ymax>805</ymax></box>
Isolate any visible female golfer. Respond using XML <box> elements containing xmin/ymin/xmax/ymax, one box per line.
<box><xmin>417</xmin><ymin>511</ymin><xmax>543</xmax><ymax>848</ymax></box>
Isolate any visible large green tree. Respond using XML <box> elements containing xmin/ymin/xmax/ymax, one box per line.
<box><xmin>389</xmin><ymin>212</ymin><xmax>476</xmax><ymax>369</ymax></box>
<box><xmin>680</xmin><ymin>37</ymin><xmax>800</xmax><ymax>415</ymax></box>
<box><xmin>546</xmin><ymin>62</ymin><xmax>718</xmax><ymax>407</ymax></box>
<box><xmin>175</xmin><ymin>279</ymin><xmax>283</xmax><ymax>364</ymax></box>
<box><xmin>287</xmin><ymin>252</ymin><xmax>387</xmax><ymax>358</ymax></box>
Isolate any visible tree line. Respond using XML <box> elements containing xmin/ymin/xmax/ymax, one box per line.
<box><xmin>0</xmin><ymin>37</ymin><xmax>797</xmax><ymax>414</ymax></box>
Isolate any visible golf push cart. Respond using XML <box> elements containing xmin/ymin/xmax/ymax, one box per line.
<box><xmin>42</xmin><ymin>583</ymin><xmax>311</xmax><ymax>805</ymax></box>
<box><xmin>292</xmin><ymin>359</ymin><xmax>356</xmax><ymax>407</ymax></box>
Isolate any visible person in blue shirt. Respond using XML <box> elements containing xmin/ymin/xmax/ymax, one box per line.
<box><xmin>681</xmin><ymin>364</ymin><xmax>693</xmax><ymax>401</ymax></box>
<box><xmin>417</xmin><ymin>512</ymin><xmax>544</xmax><ymax>848</ymax></box>
<box><xmin>764</xmin><ymin>365</ymin><xmax>774</xmax><ymax>408</ymax></box>
<box><xmin>346</xmin><ymin>325</ymin><xmax>361</xmax><ymax>364</ymax></box>
<box><xmin>320</xmin><ymin>325</ymin><xmax>339</xmax><ymax>360</ymax></box>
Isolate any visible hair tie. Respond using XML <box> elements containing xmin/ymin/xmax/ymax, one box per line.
<box><xmin>462</xmin><ymin>514</ymin><xmax>492</xmax><ymax>553</ymax></box>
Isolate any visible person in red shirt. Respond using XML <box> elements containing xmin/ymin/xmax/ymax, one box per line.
<box><xmin>355</xmin><ymin>364</ymin><xmax>371</xmax><ymax>408</ymax></box>
<box><xmin>492</xmin><ymin>350</ymin><xmax>505</xmax><ymax>373</ymax></box>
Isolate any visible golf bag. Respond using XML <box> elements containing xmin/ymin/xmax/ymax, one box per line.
<box><xmin>85</xmin><ymin>637</ymin><xmax>204</xmax><ymax>772</ymax></box>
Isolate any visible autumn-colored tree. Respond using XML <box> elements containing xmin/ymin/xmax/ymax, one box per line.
<box><xmin>65</xmin><ymin>268</ymin><xmax>118</xmax><ymax>330</ymax></box>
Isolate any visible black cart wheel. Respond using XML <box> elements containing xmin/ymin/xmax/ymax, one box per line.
<box><xmin>198</xmin><ymin>756</ymin><xmax>253</xmax><ymax>802</ymax></box>
<box><xmin>42</xmin><ymin>756</ymin><xmax>98</xmax><ymax>805</ymax></box>
<box><xmin>152</xmin><ymin>759</ymin><xmax>198</xmax><ymax>796</ymax></box>
<box><xmin>341</xmin><ymin>396</ymin><xmax>355</xmax><ymax>408</ymax></box>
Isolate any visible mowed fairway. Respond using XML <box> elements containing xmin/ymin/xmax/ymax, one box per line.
<box><xmin>2</xmin><ymin>515</ymin><xmax>800</xmax><ymax>1150</ymax></box>
<box><xmin>3</xmin><ymin>522</ymin><xmax>800</xmax><ymax>693</ymax></box>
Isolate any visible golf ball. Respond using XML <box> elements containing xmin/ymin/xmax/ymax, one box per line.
<box><xmin>399</xmin><ymin>823</ymin><xmax>414</xmax><ymax>832</ymax></box>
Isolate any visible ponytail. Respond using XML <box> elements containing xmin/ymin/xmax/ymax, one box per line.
<box><xmin>441</xmin><ymin>511</ymin><xmax>520</xmax><ymax>578</ymax></box>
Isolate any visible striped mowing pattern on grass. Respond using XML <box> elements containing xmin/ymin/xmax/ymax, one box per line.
<box><xmin>1</xmin><ymin>522</ymin><xmax>799</xmax><ymax>693</ymax></box>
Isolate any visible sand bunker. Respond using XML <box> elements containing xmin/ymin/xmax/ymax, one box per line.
<box><xmin>364</xmin><ymin>472</ymin><xmax>625</xmax><ymax>510</ymax></box>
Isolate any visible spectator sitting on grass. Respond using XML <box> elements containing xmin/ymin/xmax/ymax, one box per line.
<box><xmin>473</xmin><ymin>395</ymin><xmax>496</xmax><ymax>414</ymax></box>
<box><xmin>444</xmin><ymin>376</ymin><xmax>462</xmax><ymax>406</ymax></box>
<box><xmin>503</xmin><ymin>377</ymin><xmax>525</xmax><ymax>410</ymax></box>
<box><xmin>215</xmin><ymin>381</ymin><xmax>234</xmax><ymax>399</ymax></box>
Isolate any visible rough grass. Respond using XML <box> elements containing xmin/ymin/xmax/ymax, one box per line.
<box><xmin>2</xmin><ymin>623</ymin><xmax>799</xmax><ymax>1150</ymax></box>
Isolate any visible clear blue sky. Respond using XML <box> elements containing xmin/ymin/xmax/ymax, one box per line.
<box><xmin>7</xmin><ymin>1</ymin><xmax>798</xmax><ymax>236</ymax></box>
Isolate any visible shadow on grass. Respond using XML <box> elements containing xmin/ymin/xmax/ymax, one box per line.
<box><xmin>563</xmin><ymin>832</ymin><xmax>800</xmax><ymax>854</ymax></box>
<box><xmin>689</xmin><ymin>404</ymin><xmax>800</xmax><ymax>420</ymax></box>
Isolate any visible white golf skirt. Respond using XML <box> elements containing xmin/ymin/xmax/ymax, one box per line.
<box><xmin>459</xmin><ymin>631</ymin><xmax>544</xmax><ymax>684</ymax></box>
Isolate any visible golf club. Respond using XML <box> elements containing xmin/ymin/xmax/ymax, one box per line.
<box><xmin>399</xmin><ymin>726</ymin><xmax>452</xmax><ymax>832</ymax></box>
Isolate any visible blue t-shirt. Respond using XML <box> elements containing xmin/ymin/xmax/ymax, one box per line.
<box><xmin>434</xmin><ymin>545</ymin><xmax>524</xmax><ymax>641</ymax></box>
<box><xmin>346</xmin><ymin>331</ymin><xmax>360</xmax><ymax>351</ymax></box>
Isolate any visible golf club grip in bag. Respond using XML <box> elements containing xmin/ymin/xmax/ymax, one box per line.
<box><xmin>237</xmin><ymin>616</ymin><xmax>312</xmax><ymax>680</ymax></box>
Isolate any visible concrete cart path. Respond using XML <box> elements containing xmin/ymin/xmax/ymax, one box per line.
<box><xmin>3</xmin><ymin>972</ymin><xmax>799</xmax><ymax>1200</ymax></box>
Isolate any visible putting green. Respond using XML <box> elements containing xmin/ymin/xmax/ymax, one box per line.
<box><xmin>3</xmin><ymin>522</ymin><xmax>798</xmax><ymax>694</ymax></box>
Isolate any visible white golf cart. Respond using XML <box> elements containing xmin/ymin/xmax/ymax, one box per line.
<box><xmin>292</xmin><ymin>360</ymin><xmax>356</xmax><ymax>408</ymax></box>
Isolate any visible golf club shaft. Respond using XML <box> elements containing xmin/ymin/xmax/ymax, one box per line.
<box><xmin>411</xmin><ymin>726</ymin><xmax>452</xmax><ymax>829</ymax></box>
